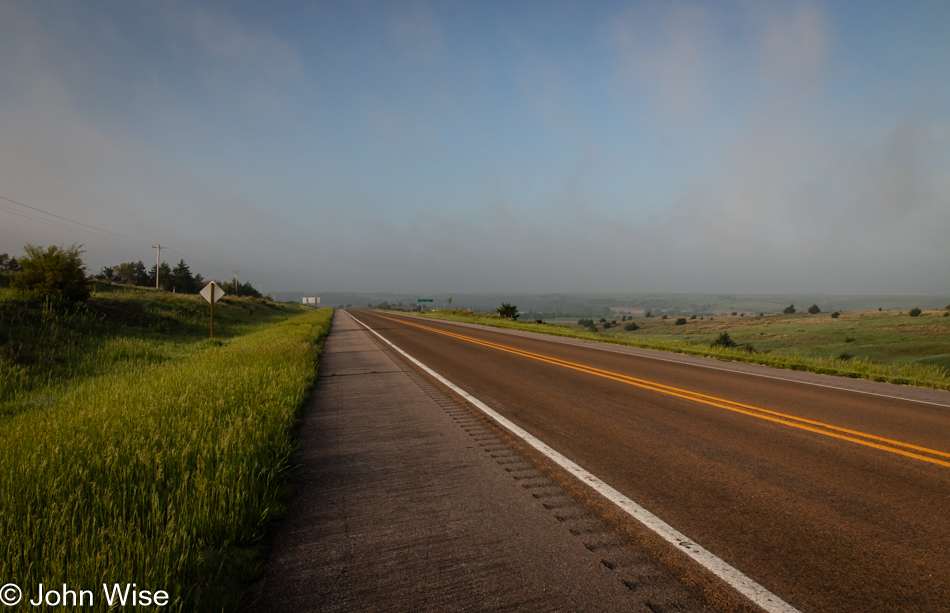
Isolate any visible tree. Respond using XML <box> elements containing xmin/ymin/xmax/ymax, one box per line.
<box><xmin>111</xmin><ymin>260</ymin><xmax>149</xmax><ymax>286</ymax></box>
<box><xmin>624</xmin><ymin>322</ymin><xmax>639</xmax><ymax>331</ymax></box>
<box><xmin>11</xmin><ymin>243</ymin><xmax>90</xmax><ymax>302</ymax></box>
<box><xmin>675</xmin><ymin>317</ymin><xmax>687</xmax><ymax>325</ymax></box>
<box><xmin>908</xmin><ymin>307</ymin><xmax>922</xmax><ymax>317</ymax></box>
<box><xmin>148</xmin><ymin>261</ymin><xmax>174</xmax><ymax>291</ymax></box>
<box><xmin>711</xmin><ymin>331</ymin><xmax>737</xmax><ymax>348</ymax></box>
<box><xmin>496</xmin><ymin>302</ymin><xmax>519</xmax><ymax>319</ymax></box>
<box><xmin>233</xmin><ymin>281</ymin><xmax>262</xmax><ymax>298</ymax></box>
<box><xmin>783</xmin><ymin>304</ymin><xmax>796</xmax><ymax>314</ymax></box>
<box><xmin>807</xmin><ymin>304</ymin><xmax>821</xmax><ymax>314</ymax></box>
<box><xmin>170</xmin><ymin>259</ymin><xmax>199</xmax><ymax>293</ymax></box>
<box><xmin>0</xmin><ymin>253</ymin><xmax>21</xmax><ymax>271</ymax></box>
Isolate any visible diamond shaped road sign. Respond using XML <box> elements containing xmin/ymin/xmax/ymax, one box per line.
<box><xmin>200</xmin><ymin>281</ymin><xmax>226</xmax><ymax>304</ymax></box>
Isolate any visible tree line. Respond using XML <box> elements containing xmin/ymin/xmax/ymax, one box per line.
<box><xmin>97</xmin><ymin>259</ymin><xmax>261</xmax><ymax>297</ymax></box>
<box><xmin>1</xmin><ymin>244</ymin><xmax>261</xmax><ymax>302</ymax></box>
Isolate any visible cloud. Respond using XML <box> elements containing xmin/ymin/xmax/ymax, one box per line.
<box><xmin>608</xmin><ymin>3</ymin><xmax>716</xmax><ymax>128</ymax></box>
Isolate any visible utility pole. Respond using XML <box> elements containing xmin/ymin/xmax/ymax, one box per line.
<box><xmin>233</xmin><ymin>271</ymin><xmax>239</xmax><ymax>294</ymax></box>
<box><xmin>152</xmin><ymin>245</ymin><xmax>165</xmax><ymax>289</ymax></box>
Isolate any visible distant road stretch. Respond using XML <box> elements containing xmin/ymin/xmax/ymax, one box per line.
<box><xmin>349</xmin><ymin>310</ymin><xmax>950</xmax><ymax>613</ymax></box>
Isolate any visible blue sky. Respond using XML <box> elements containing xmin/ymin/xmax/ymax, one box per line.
<box><xmin>1</xmin><ymin>1</ymin><xmax>948</xmax><ymax>294</ymax></box>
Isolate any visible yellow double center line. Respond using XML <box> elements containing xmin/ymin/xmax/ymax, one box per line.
<box><xmin>379</xmin><ymin>314</ymin><xmax>950</xmax><ymax>469</ymax></box>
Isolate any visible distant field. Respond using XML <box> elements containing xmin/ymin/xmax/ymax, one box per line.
<box><xmin>411</xmin><ymin>307</ymin><xmax>950</xmax><ymax>391</ymax></box>
<box><xmin>0</xmin><ymin>286</ymin><xmax>333</xmax><ymax>611</ymax></box>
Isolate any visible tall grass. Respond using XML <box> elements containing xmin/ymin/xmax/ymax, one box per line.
<box><xmin>0</xmin><ymin>298</ymin><xmax>333</xmax><ymax>611</ymax></box>
<box><xmin>414</xmin><ymin>310</ymin><xmax>950</xmax><ymax>391</ymax></box>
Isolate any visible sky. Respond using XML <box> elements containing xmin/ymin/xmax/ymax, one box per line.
<box><xmin>1</xmin><ymin>0</ymin><xmax>948</xmax><ymax>295</ymax></box>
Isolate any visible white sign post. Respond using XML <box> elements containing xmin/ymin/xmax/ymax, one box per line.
<box><xmin>199</xmin><ymin>282</ymin><xmax>226</xmax><ymax>338</ymax></box>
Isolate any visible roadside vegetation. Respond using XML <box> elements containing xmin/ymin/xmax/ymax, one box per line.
<box><xmin>409</xmin><ymin>307</ymin><xmax>950</xmax><ymax>391</ymax></box>
<box><xmin>0</xmin><ymin>280</ymin><xmax>333</xmax><ymax>611</ymax></box>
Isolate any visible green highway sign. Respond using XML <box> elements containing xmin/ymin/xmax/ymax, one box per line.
<box><xmin>417</xmin><ymin>299</ymin><xmax>434</xmax><ymax>302</ymax></box>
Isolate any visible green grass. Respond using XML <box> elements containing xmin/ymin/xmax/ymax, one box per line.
<box><xmin>0</xmin><ymin>286</ymin><xmax>333</xmax><ymax>611</ymax></box>
<box><xmin>411</xmin><ymin>308</ymin><xmax>950</xmax><ymax>391</ymax></box>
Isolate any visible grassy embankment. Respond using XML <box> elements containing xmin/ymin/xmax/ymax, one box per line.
<box><xmin>0</xmin><ymin>284</ymin><xmax>333</xmax><ymax>611</ymax></box>
<box><xmin>411</xmin><ymin>308</ymin><xmax>950</xmax><ymax>391</ymax></box>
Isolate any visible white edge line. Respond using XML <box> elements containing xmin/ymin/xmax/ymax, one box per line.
<box><xmin>387</xmin><ymin>311</ymin><xmax>950</xmax><ymax>409</ymax></box>
<box><xmin>348</xmin><ymin>312</ymin><xmax>800</xmax><ymax>613</ymax></box>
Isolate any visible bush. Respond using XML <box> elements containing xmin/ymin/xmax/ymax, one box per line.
<box><xmin>909</xmin><ymin>307</ymin><xmax>922</xmax><ymax>317</ymax></box>
<box><xmin>839</xmin><ymin>352</ymin><xmax>853</xmax><ymax>361</ymax></box>
<box><xmin>690</xmin><ymin>314</ymin><xmax>697</xmax><ymax>319</ymax></box>
<box><xmin>808</xmin><ymin>304</ymin><xmax>821</xmax><ymax>314</ymax></box>
<box><xmin>577</xmin><ymin>318</ymin><xmax>594</xmax><ymax>328</ymax></box>
<box><xmin>644</xmin><ymin>310</ymin><xmax>652</xmax><ymax>318</ymax></box>
<box><xmin>624</xmin><ymin>322</ymin><xmax>639</xmax><ymax>331</ymax></box>
<box><xmin>11</xmin><ymin>243</ymin><xmax>90</xmax><ymax>302</ymax></box>
<box><xmin>783</xmin><ymin>304</ymin><xmax>796</xmax><ymax>314</ymax></box>
<box><xmin>496</xmin><ymin>302</ymin><xmax>519</xmax><ymax>319</ymax></box>
<box><xmin>603</xmin><ymin>322</ymin><xmax>612</xmax><ymax>329</ymax></box>
<box><xmin>831</xmin><ymin>311</ymin><xmax>840</xmax><ymax>319</ymax></box>
<box><xmin>674</xmin><ymin>317</ymin><xmax>687</xmax><ymax>325</ymax></box>
<box><xmin>711</xmin><ymin>332</ymin><xmax>737</xmax><ymax>348</ymax></box>
<box><xmin>661</xmin><ymin>315</ymin><xmax>668</xmax><ymax>320</ymax></box>
<box><xmin>599</xmin><ymin>317</ymin><xmax>607</xmax><ymax>323</ymax></box>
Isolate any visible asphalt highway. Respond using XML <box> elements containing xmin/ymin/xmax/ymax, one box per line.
<box><xmin>349</xmin><ymin>310</ymin><xmax>950</xmax><ymax>613</ymax></box>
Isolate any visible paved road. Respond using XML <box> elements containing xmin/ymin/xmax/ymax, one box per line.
<box><xmin>250</xmin><ymin>311</ymin><xmax>739</xmax><ymax>612</ymax></box>
<box><xmin>347</xmin><ymin>310</ymin><xmax>950</xmax><ymax>613</ymax></box>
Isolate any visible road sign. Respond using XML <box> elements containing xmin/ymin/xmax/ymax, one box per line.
<box><xmin>199</xmin><ymin>282</ymin><xmax>226</xmax><ymax>338</ymax></box>
<box><xmin>418</xmin><ymin>299</ymin><xmax>434</xmax><ymax>302</ymax></box>
<box><xmin>200</xmin><ymin>282</ymin><xmax>226</xmax><ymax>304</ymax></box>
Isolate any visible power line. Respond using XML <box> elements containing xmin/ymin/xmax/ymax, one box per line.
<box><xmin>2</xmin><ymin>193</ymin><xmax>269</xmax><ymax>285</ymax></box>
<box><xmin>0</xmin><ymin>194</ymin><xmax>153</xmax><ymax>247</ymax></box>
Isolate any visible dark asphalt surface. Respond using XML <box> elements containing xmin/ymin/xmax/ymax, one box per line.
<box><xmin>249</xmin><ymin>311</ymin><xmax>732</xmax><ymax>612</ymax></box>
<box><xmin>340</xmin><ymin>310</ymin><xmax>950</xmax><ymax>613</ymax></box>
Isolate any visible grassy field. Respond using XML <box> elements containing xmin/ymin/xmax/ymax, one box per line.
<box><xmin>412</xmin><ymin>307</ymin><xmax>950</xmax><ymax>391</ymax></box>
<box><xmin>0</xmin><ymin>285</ymin><xmax>333</xmax><ymax>611</ymax></box>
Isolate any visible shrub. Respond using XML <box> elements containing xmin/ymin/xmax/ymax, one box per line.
<box><xmin>783</xmin><ymin>304</ymin><xmax>796</xmax><ymax>314</ymax></box>
<box><xmin>808</xmin><ymin>304</ymin><xmax>821</xmax><ymax>314</ymax></box>
<box><xmin>611</xmin><ymin>320</ymin><xmax>617</xmax><ymax>325</ymax></box>
<box><xmin>909</xmin><ymin>307</ymin><xmax>922</xmax><ymax>317</ymax></box>
<box><xmin>603</xmin><ymin>322</ymin><xmax>612</xmax><ymax>329</ymax></box>
<box><xmin>599</xmin><ymin>317</ymin><xmax>607</xmax><ymax>323</ymax></box>
<box><xmin>624</xmin><ymin>322</ymin><xmax>639</xmax><ymax>331</ymax></box>
<box><xmin>690</xmin><ymin>314</ymin><xmax>697</xmax><ymax>319</ymax></box>
<box><xmin>11</xmin><ymin>243</ymin><xmax>90</xmax><ymax>302</ymax></box>
<box><xmin>674</xmin><ymin>317</ymin><xmax>687</xmax><ymax>325</ymax></box>
<box><xmin>644</xmin><ymin>310</ymin><xmax>652</xmax><ymax>318</ymax></box>
<box><xmin>496</xmin><ymin>302</ymin><xmax>519</xmax><ymax>319</ymax></box>
<box><xmin>845</xmin><ymin>336</ymin><xmax>856</xmax><ymax>342</ymax></box>
<box><xmin>839</xmin><ymin>352</ymin><xmax>853</xmax><ymax>361</ymax></box>
<box><xmin>831</xmin><ymin>311</ymin><xmax>840</xmax><ymax>319</ymax></box>
<box><xmin>711</xmin><ymin>332</ymin><xmax>736</xmax><ymax>348</ymax></box>
<box><xmin>944</xmin><ymin>312</ymin><xmax>949</xmax><ymax>318</ymax></box>
<box><xmin>731</xmin><ymin>312</ymin><xmax>738</xmax><ymax>316</ymax></box>
<box><xmin>661</xmin><ymin>315</ymin><xmax>668</xmax><ymax>320</ymax></box>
